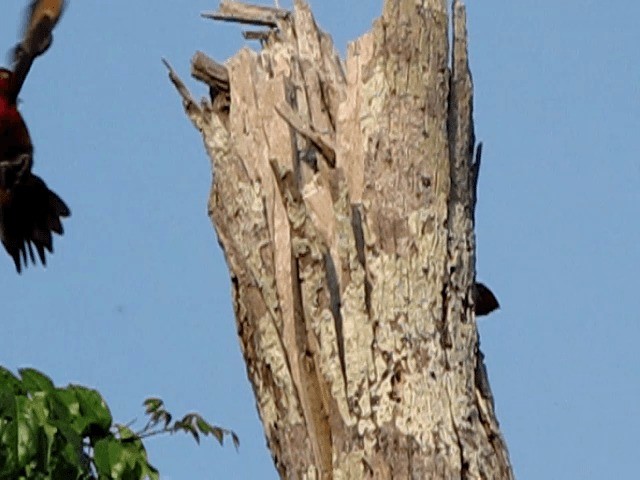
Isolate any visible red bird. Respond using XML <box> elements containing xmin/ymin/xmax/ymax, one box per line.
<box><xmin>0</xmin><ymin>0</ymin><xmax>69</xmax><ymax>272</ymax></box>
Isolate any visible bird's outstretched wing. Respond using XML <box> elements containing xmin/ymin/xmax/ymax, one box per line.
<box><xmin>0</xmin><ymin>173</ymin><xmax>70</xmax><ymax>273</ymax></box>
<box><xmin>17</xmin><ymin>0</ymin><xmax>66</xmax><ymax>57</ymax></box>
<box><xmin>10</xmin><ymin>0</ymin><xmax>67</xmax><ymax>100</ymax></box>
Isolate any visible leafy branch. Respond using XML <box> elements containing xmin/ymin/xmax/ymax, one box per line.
<box><xmin>0</xmin><ymin>367</ymin><xmax>238</xmax><ymax>479</ymax></box>
<box><xmin>136</xmin><ymin>397</ymin><xmax>239</xmax><ymax>448</ymax></box>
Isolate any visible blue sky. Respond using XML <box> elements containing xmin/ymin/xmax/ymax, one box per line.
<box><xmin>0</xmin><ymin>1</ymin><xmax>638</xmax><ymax>478</ymax></box>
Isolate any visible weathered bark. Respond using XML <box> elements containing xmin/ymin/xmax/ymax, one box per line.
<box><xmin>167</xmin><ymin>0</ymin><xmax>513</xmax><ymax>478</ymax></box>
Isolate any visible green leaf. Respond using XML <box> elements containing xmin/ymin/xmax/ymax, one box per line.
<box><xmin>15</xmin><ymin>396</ymin><xmax>39</xmax><ymax>467</ymax></box>
<box><xmin>94</xmin><ymin>436</ymin><xmax>128</xmax><ymax>479</ymax></box>
<box><xmin>48</xmin><ymin>388</ymin><xmax>80</xmax><ymax>426</ymax></box>
<box><xmin>57</xmin><ymin>440</ymin><xmax>84</xmax><ymax>474</ymax></box>
<box><xmin>181</xmin><ymin>413</ymin><xmax>196</xmax><ymax>426</ymax></box>
<box><xmin>103</xmin><ymin>428</ymin><xmax>158</xmax><ymax>480</ymax></box>
<box><xmin>72</xmin><ymin>386</ymin><xmax>112</xmax><ymax>437</ymax></box>
<box><xmin>115</xmin><ymin>425</ymin><xmax>138</xmax><ymax>443</ymax></box>
<box><xmin>149</xmin><ymin>409</ymin><xmax>166</xmax><ymax>427</ymax></box>
<box><xmin>173</xmin><ymin>416</ymin><xmax>201</xmax><ymax>445</ymax></box>
<box><xmin>35</xmin><ymin>423</ymin><xmax>57</xmax><ymax>472</ymax></box>
<box><xmin>196</xmin><ymin>417</ymin><xmax>211</xmax><ymax>434</ymax></box>
<box><xmin>143</xmin><ymin>398</ymin><xmax>163</xmax><ymax>415</ymax></box>
<box><xmin>211</xmin><ymin>427</ymin><xmax>224</xmax><ymax>445</ymax></box>
<box><xmin>141</xmin><ymin>461</ymin><xmax>160</xmax><ymax>480</ymax></box>
<box><xmin>0</xmin><ymin>367</ymin><xmax>24</xmax><ymax>396</ymax></box>
<box><xmin>161</xmin><ymin>411</ymin><xmax>172</xmax><ymax>429</ymax></box>
<box><xmin>190</xmin><ymin>428</ymin><xmax>200</xmax><ymax>445</ymax></box>
<box><xmin>18</xmin><ymin>369</ymin><xmax>55</xmax><ymax>394</ymax></box>
<box><xmin>231</xmin><ymin>431</ymin><xmax>240</xmax><ymax>450</ymax></box>
<box><xmin>0</xmin><ymin>409</ymin><xmax>19</xmax><ymax>475</ymax></box>
<box><xmin>0</xmin><ymin>387</ymin><xmax>17</xmax><ymax>421</ymax></box>
<box><xmin>52</xmin><ymin>421</ymin><xmax>83</xmax><ymax>466</ymax></box>
<box><xmin>47</xmin><ymin>386</ymin><xmax>112</xmax><ymax>439</ymax></box>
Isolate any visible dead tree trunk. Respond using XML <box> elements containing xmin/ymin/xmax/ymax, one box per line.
<box><xmin>167</xmin><ymin>0</ymin><xmax>513</xmax><ymax>478</ymax></box>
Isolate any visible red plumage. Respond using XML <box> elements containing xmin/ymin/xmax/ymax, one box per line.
<box><xmin>0</xmin><ymin>1</ymin><xmax>69</xmax><ymax>272</ymax></box>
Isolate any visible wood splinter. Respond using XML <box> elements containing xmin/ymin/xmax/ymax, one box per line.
<box><xmin>202</xmin><ymin>1</ymin><xmax>289</xmax><ymax>28</ymax></box>
<box><xmin>162</xmin><ymin>58</ymin><xmax>202</xmax><ymax>117</ymax></box>
<box><xmin>191</xmin><ymin>51</ymin><xmax>229</xmax><ymax>93</ymax></box>
<box><xmin>242</xmin><ymin>30</ymin><xmax>271</xmax><ymax>42</ymax></box>
<box><xmin>275</xmin><ymin>103</ymin><xmax>336</xmax><ymax>168</ymax></box>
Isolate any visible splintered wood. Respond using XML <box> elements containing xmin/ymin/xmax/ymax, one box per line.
<box><xmin>167</xmin><ymin>0</ymin><xmax>513</xmax><ymax>478</ymax></box>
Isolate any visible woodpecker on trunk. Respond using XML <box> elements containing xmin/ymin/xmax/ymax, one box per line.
<box><xmin>474</xmin><ymin>282</ymin><xmax>500</xmax><ymax>317</ymax></box>
<box><xmin>0</xmin><ymin>0</ymin><xmax>69</xmax><ymax>272</ymax></box>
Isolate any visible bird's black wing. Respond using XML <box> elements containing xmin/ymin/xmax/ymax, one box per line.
<box><xmin>0</xmin><ymin>173</ymin><xmax>70</xmax><ymax>272</ymax></box>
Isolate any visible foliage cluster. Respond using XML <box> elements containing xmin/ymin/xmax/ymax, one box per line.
<box><xmin>0</xmin><ymin>368</ymin><xmax>237</xmax><ymax>480</ymax></box>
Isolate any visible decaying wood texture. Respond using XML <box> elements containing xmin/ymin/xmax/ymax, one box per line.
<box><xmin>167</xmin><ymin>0</ymin><xmax>513</xmax><ymax>478</ymax></box>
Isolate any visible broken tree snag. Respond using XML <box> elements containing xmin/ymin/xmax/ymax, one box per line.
<box><xmin>168</xmin><ymin>0</ymin><xmax>513</xmax><ymax>478</ymax></box>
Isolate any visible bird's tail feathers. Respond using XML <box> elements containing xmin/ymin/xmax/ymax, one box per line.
<box><xmin>0</xmin><ymin>174</ymin><xmax>70</xmax><ymax>273</ymax></box>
